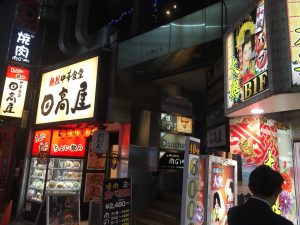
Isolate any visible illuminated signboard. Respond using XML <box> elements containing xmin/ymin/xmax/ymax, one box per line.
<box><xmin>160</xmin><ymin>132</ymin><xmax>186</xmax><ymax>151</ymax></box>
<box><xmin>161</xmin><ymin>113</ymin><xmax>193</xmax><ymax>134</ymax></box>
<box><xmin>0</xmin><ymin>65</ymin><xmax>29</xmax><ymax>117</ymax></box>
<box><xmin>209</xmin><ymin>163</ymin><xmax>235</xmax><ymax>224</ymax></box>
<box><xmin>32</xmin><ymin>130</ymin><xmax>52</xmax><ymax>163</ymax></box>
<box><xmin>50</xmin><ymin>129</ymin><xmax>86</xmax><ymax>157</ymax></box>
<box><xmin>225</xmin><ymin>0</ymin><xmax>268</xmax><ymax>109</ymax></box>
<box><xmin>36</xmin><ymin>56</ymin><xmax>98</xmax><ymax>124</ymax></box>
<box><xmin>287</xmin><ymin>0</ymin><xmax>300</xmax><ymax>85</ymax></box>
<box><xmin>8</xmin><ymin>27</ymin><xmax>35</xmax><ymax>64</ymax></box>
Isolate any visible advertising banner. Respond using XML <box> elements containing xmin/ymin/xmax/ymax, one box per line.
<box><xmin>286</xmin><ymin>0</ymin><xmax>300</xmax><ymax>86</ymax></box>
<box><xmin>50</xmin><ymin>129</ymin><xmax>86</xmax><ymax>157</ymax></box>
<box><xmin>36</xmin><ymin>56</ymin><xmax>98</xmax><ymax>124</ymax></box>
<box><xmin>83</xmin><ymin>173</ymin><xmax>104</xmax><ymax>202</ymax></box>
<box><xmin>225</xmin><ymin>0</ymin><xmax>268</xmax><ymax>109</ymax></box>
<box><xmin>0</xmin><ymin>65</ymin><xmax>30</xmax><ymax>117</ymax></box>
<box><xmin>46</xmin><ymin>194</ymin><xmax>80</xmax><ymax>225</ymax></box>
<box><xmin>209</xmin><ymin>163</ymin><xmax>235</xmax><ymax>225</ymax></box>
<box><xmin>180</xmin><ymin>137</ymin><xmax>202</xmax><ymax>225</ymax></box>
<box><xmin>102</xmin><ymin>178</ymin><xmax>131</xmax><ymax>225</ymax></box>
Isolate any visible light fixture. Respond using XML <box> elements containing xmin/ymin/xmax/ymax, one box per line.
<box><xmin>173</xmin><ymin>4</ymin><xmax>177</xmax><ymax>9</ymax></box>
<box><xmin>67</xmin><ymin>129</ymin><xmax>73</xmax><ymax>138</ymax></box>
<box><xmin>84</xmin><ymin>128</ymin><xmax>92</xmax><ymax>138</ymax></box>
<box><xmin>74</xmin><ymin>129</ymin><xmax>81</xmax><ymax>137</ymax></box>
<box><xmin>251</xmin><ymin>108</ymin><xmax>264</xmax><ymax>114</ymax></box>
<box><xmin>166</xmin><ymin>10</ymin><xmax>170</xmax><ymax>15</ymax></box>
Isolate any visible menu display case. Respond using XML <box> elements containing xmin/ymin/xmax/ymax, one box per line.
<box><xmin>26</xmin><ymin>158</ymin><xmax>49</xmax><ymax>202</ymax></box>
<box><xmin>46</xmin><ymin>158</ymin><xmax>83</xmax><ymax>194</ymax></box>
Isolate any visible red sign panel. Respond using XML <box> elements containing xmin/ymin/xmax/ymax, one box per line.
<box><xmin>50</xmin><ymin>129</ymin><xmax>86</xmax><ymax>157</ymax></box>
<box><xmin>6</xmin><ymin>65</ymin><xmax>30</xmax><ymax>81</ymax></box>
<box><xmin>32</xmin><ymin>130</ymin><xmax>52</xmax><ymax>157</ymax></box>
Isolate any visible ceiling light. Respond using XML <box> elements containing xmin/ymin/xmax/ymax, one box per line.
<box><xmin>173</xmin><ymin>4</ymin><xmax>177</xmax><ymax>9</ymax></box>
<box><xmin>166</xmin><ymin>10</ymin><xmax>170</xmax><ymax>15</ymax></box>
<box><xmin>251</xmin><ymin>108</ymin><xmax>264</xmax><ymax>114</ymax></box>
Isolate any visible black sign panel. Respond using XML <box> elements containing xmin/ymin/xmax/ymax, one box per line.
<box><xmin>102</xmin><ymin>178</ymin><xmax>131</xmax><ymax>225</ymax></box>
<box><xmin>159</xmin><ymin>151</ymin><xmax>184</xmax><ymax>169</ymax></box>
<box><xmin>46</xmin><ymin>194</ymin><xmax>80</xmax><ymax>225</ymax></box>
<box><xmin>8</xmin><ymin>27</ymin><xmax>36</xmax><ymax>65</ymax></box>
<box><xmin>161</xmin><ymin>113</ymin><xmax>177</xmax><ymax>132</ymax></box>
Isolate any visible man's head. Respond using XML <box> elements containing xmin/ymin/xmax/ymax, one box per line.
<box><xmin>248</xmin><ymin>165</ymin><xmax>283</xmax><ymax>205</ymax></box>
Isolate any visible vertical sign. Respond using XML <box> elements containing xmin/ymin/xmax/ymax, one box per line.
<box><xmin>8</xmin><ymin>28</ymin><xmax>36</xmax><ymax>65</ymax></box>
<box><xmin>32</xmin><ymin>130</ymin><xmax>52</xmax><ymax>164</ymax></box>
<box><xmin>83</xmin><ymin>173</ymin><xmax>104</xmax><ymax>202</ymax></box>
<box><xmin>91</xmin><ymin>130</ymin><xmax>109</xmax><ymax>154</ymax></box>
<box><xmin>102</xmin><ymin>178</ymin><xmax>131</xmax><ymax>225</ymax></box>
<box><xmin>209</xmin><ymin>162</ymin><xmax>235</xmax><ymax>225</ymax></box>
<box><xmin>286</xmin><ymin>0</ymin><xmax>300</xmax><ymax>86</ymax></box>
<box><xmin>0</xmin><ymin>65</ymin><xmax>30</xmax><ymax>117</ymax></box>
<box><xmin>225</xmin><ymin>0</ymin><xmax>268</xmax><ymax>109</ymax></box>
<box><xmin>180</xmin><ymin>137</ymin><xmax>201</xmax><ymax>225</ymax></box>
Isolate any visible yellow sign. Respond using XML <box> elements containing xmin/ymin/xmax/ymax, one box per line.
<box><xmin>36</xmin><ymin>56</ymin><xmax>98</xmax><ymax>124</ymax></box>
<box><xmin>177</xmin><ymin>116</ymin><xmax>193</xmax><ymax>134</ymax></box>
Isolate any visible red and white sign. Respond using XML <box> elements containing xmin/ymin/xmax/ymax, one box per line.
<box><xmin>0</xmin><ymin>65</ymin><xmax>30</xmax><ymax>117</ymax></box>
<box><xmin>35</xmin><ymin>57</ymin><xmax>99</xmax><ymax>124</ymax></box>
<box><xmin>50</xmin><ymin>129</ymin><xmax>86</xmax><ymax>157</ymax></box>
<box><xmin>32</xmin><ymin>130</ymin><xmax>52</xmax><ymax>157</ymax></box>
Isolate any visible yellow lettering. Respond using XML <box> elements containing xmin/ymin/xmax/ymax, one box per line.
<box><xmin>259</xmin><ymin>72</ymin><xmax>267</xmax><ymax>92</ymax></box>
<box><xmin>244</xmin><ymin>82</ymin><xmax>252</xmax><ymax>99</ymax></box>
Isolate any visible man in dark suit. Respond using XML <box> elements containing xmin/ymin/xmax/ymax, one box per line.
<box><xmin>228</xmin><ymin>165</ymin><xmax>293</xmax><ymax>225</ymax></box>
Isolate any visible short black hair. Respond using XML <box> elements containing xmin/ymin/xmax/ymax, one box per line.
<box><xmin>248</xmin><ymin>165</ymin><xmax>283</xmax><ymax>197</ymax></box>
<box><xmin>242</xmin><ymin>30</ymin><xmax>254</xmax><ymax>51</ymax></box>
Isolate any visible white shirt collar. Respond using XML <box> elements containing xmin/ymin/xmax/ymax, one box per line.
<box><xmin>250</xmin><ymin>196</ymin><xmax>272</xmax><ymax>207</ymax></box>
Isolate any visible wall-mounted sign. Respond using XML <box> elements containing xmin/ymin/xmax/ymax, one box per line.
<box><xmin>32</xmin><ymin>130</ymin><xmax>51</xmax><ymax>164</ymax></box>
<box><xmin>177</xmin><ymin>116</ymin><xmax>192</xmax><ymax>134</ymax></box>
<box><xmin>15</xmin><ymin>0</ymin><xmax>40</xmax><ymax>32</ymax></box>
<box><xmin>8</xmin><ymin>27</ymin><xmax>36</xmax><ymax>65</ymax></box>
<box><xmin>91</xmin><ymin>130</ymin><xmax>109</xmax><ymax>154</ymax></box>
<box><xmin>181</xmin><ymin>137</ymin><xmax>202</xmax><ymax>225</ymax></box>
<box><xmin>36</xmin><ymin>56</ymin><xmax>98</xmax><ymax>124</ymax></box>
<box><xmin>161</xmin><ymin>113</ymin><xmax>177</xmax><ymax>132</ymax></box>
<box><xmin>209</xmin><ymin>163</ymin><xmax>235</xmax><ymax>225</ymax></box>
<box><xmin>207</xmin><ymin>125</ymin><xmax>226</xmax><ymax>148</ymax></box>
<box><xmin>50</xmin><ymin>129</ymin><xmax>86</xmax><ymax>157</ymax></box>
<box><xmin>0</xmin><ymin>66</ymin><xmax>29</xmax><ymax>117</ymax></box>
<box><xmin>160</xmin><ymin>132</ymin><xmax>186</xmax><ymax>151</ymax></box>
<box><xmin>287</xmin><ymin>0</ymin><xmax>300</xmax><ymax>86</ymax></box>
<box><xmin>159</xmin><ymin>151</ymin><xmax>184</xmax><ymax>169</ymax></box>
<box><xmin>161</xmin><ymin>96</ymin><xmax>192</xmax><ymax>116</ymax></box>
<box><xmin>83</xmin><ymin>173</ymin><xmax>104</xmax><ymax>202</ymax></box>
<box><xmin>225</xmin><ymin>0</ymin><xmax>268</xmax><ymax>109</ymax></box>
<box><xmin>102</xmin><ymin>178</ymin><xmax>131</xmax><ymax>225</ymax></box>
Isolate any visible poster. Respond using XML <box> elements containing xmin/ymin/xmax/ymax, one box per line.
<box><xmin>47</xmin><ymin>194</ymin><xmax>80</xmax><ymax>225</ymax></box>
<box><xmin>102</xmin><ymin>178</ymin><xmax>131</xmax><ymax>225</ymax></box>
<box><xmin>87</xmin><ymin>151</ymin><xmax>106</xmax><ymax>170</ymax></box>
<box><xmin>83</xmin><ymin>173</ymin><xmax>104</xmax><ymax>202</ymax></box>
<box><xmin>225</xmin><ymin>0</ymin><xmax>268</xmax><ymax>108</ymax></box>
<box><xmin>210</xmin><ymin>163</ymin><xmax>235</xmax><ymax>225</ymax></box>
<box><xmin>286</xmin><ymin>0</ymin><xmax>300</xmax><ymax>85</ymax></box>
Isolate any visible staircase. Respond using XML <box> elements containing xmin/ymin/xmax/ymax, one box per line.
<box><xmin>136</xmin><ymin>192</ymin><xmax>182</xmax><ymax>225</ymax></box>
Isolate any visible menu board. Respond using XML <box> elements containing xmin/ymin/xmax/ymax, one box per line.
<box><xmin>84</xmin><ymin>173</ymin><xmax>104</xmax><ymax>202</ymax></box>
<box><xmin>46</xmin><ymin>194</ymin><xmax>80</xmax><ymax>225</ymax></box>
<box><xmin>102</xmin><ymin>178</ymin><xmax>131</xmax><ymax>225</ymax></box>
<box><xmin>209</xmin><ymin>163</ymin><xmax>235</xmax><ymax>225</ymax></box>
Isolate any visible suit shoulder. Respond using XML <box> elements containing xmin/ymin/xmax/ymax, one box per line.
<box><xmin>273</xmin><ymin>214</ymin><xmax>294</xmax><ymax>225</ymax></box>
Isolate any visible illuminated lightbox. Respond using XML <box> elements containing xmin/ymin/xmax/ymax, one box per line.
<box><xmin>36</xmin><ymin>56</ymin><xmax>99</xmax><ymax>124</ymax></box>
<box><xmin>0</xmin><ymin>66</ymin><xmax>30</xmax><ymax>118</ymax></box>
